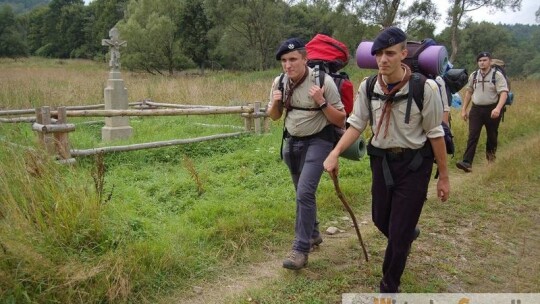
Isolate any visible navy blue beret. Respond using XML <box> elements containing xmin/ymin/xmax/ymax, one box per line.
<box><xmin>476</xmin><ymin>51</ymin><xmax>491</xmax><ymax>62</ymax></box>
<box><xmin>275</xmin><ymin>38</ymin><xmax>305</xmax><ymax>60</ymax></box>
<box><xmin>370</xmin><ymin>27</ymin><xmax>407</xmax><ymax>55</ymax></box>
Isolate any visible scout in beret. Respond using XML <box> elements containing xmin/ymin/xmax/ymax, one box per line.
<box><xmin>324</xmin><ymin>26</ymin><xmax>449</xmax><ymax>293</ymax></box>
<box><xmin>268</xmin><ymin>37</ymin><xmax>346</xmax><ymax>270</ymax></box>
<box><xmin>456</xmin><ymin>49</ymin><xmax>508</xmax><ymax>173</ymax></box>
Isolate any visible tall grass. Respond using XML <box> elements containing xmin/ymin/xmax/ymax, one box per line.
<box><xmin>1</xmin><ymin>58</ymin><xmax>538</xmax><ymax>303</ymax></box>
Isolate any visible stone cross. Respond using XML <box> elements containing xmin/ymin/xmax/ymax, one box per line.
<box><xmin>101</xmin><ymin>27</ymin><xmax>127</xmax><ymax>70</ymax></box>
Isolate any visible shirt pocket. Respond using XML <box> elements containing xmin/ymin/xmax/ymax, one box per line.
<box><xmin>396</xmin><ymin>100</ymin><xmax>421</xmax><ymax>129</ymax></box>
<box><xmin>371</xmin><ymin>100</ymin><xmax>383</xmax><ymax>125</ymax></box>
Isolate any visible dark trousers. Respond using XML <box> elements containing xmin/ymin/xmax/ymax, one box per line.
<box><xmin>463</xmin><ymin>104</ymin><xmax>502</xmax><ymax>164</ymax></box>
<box><xmin>370</xmin><ymin>153</ymin><xmax>433</xmax><ymax>293</ymax></box>
<box><xmin>283</xmin><ymin>137</ymin><xmax>333</xmax><ymax>253</ymax></box>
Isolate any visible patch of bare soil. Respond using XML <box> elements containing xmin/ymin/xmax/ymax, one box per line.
<box><xmin>162</xmin><ymin>135</ymin><xmax>540</xmax><ymax>303</ymax></box>
<box><xmin>159</xmin><ymin>228</ymin><xmax>372</xmax><ymax>304</ymax></box>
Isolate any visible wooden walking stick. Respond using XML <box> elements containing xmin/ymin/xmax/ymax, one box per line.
<box><xmin>329</xmin><ymin>171</ymin><xmax>369</xmax><ymax>262</ymax></box>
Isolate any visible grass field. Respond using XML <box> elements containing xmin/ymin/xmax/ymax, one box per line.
<box><xmin>0</xmin><ymin>58</ymin><xmax>538</xmax><ymax>303</ymax></box>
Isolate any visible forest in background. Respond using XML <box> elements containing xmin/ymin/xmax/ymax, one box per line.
<box><xmin>1</xmin><ymin>0</ymin><xmax>540</xmax><ymax>78</ymax></box>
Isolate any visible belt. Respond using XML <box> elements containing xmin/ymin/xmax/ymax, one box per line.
<box><xmin>367</xmin><ymin>143</ymin><xmax>433</xmax><ymax>189</ymax></box>
<box><xmin>472</xmin><ymin>103</ymin><xmax>497</xmax><ymax>108</ymax></box>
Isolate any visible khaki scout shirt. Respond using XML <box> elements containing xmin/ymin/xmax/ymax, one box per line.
<box><xmin>467</xmin><ymin>67</ymin><xmax>509</xmax><ymax>106</ymax></box>
<box><xmin>435</xmin><ymin>76</ymin><xmax>450</xmax><ymax>112</ymax></box>
<box><xmin>347</xmin><ymin>77</ymin><xmax>444</xmax><ymax>150</ymax></box>
<box><xmin>269</xmin><ymin>67</ymin><xmax>343</xmax><ymax>137</ymax></box>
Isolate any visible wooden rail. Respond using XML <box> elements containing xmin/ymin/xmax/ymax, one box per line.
<box><xmin>28</xmin><ymin>101</ymin><xmax>269</xmax><ymax>162</ymax></box>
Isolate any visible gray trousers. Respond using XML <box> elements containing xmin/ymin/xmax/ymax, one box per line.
<box><xmin>283</xmin><ymin>137</ymin><xmax>333</xmax><ymax>253</ymax></box>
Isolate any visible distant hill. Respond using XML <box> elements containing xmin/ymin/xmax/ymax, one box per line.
<box><xmin>0</xmin><ymin>0</ymin><xmax>50</xmax><ymax>14</ymax></box>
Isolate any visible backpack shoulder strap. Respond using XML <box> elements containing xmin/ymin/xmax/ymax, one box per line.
<box><xmin>491</xmin><ymin>67</ymin><xmax>497</xmax><ymax>85</ymax></box>
<box><xmin>405</xmin><ymin>73</ymin><xmax>426</xmax><ymax>124</ymax></box>
<box><xmin>278</xmin><ymin>73</ymin><xmax>286</xmax><ymax>103</ymax></box>
<box><xmin>313</xmin><ymin>64</ymin><xmax>324</xmax><ymax>88</ymax></box>
<box><xmin>365</xmin><ymin>75</ymin><xmax>378</xmax><ymax>126</ymax></box>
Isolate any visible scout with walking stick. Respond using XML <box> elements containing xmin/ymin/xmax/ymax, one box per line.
<box><xmin>324</xmin><ymin>27</ymin><xmax>449</xmax><ymax>293</ymax></box>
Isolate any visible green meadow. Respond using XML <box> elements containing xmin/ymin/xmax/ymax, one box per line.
<box><xmin>1</xmin><ymin>58</ymin><xmax>538</xmax><ymax>303</ymax></box>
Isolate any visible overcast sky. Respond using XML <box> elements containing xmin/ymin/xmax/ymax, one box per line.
<box><xmin>434</xmin><ymin>0</ymin><xmax>539</xmax><ymax>34</ymax></box>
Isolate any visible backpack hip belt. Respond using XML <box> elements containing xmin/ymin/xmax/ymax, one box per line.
<box><xmin>285</xmin><ymin>124</ymin><xmax>337</xmax><ymax>143</ymax></box>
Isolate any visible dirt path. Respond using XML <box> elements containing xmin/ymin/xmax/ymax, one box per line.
<box><xmin>161</xmin><ymin>134</ymin><xmax>540</xmax><ymax>303</ymax></box>
<box><xmin>161</xmin><ymin>228</ymin><xmax>373</xmax><ymax>304</ymax></box>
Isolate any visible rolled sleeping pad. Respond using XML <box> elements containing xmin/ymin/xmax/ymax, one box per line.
<box><xmin>340</xmin><ymin>137</ymin><xmax>367</xmax><ymax>161</ymax></box>
<box><xmin>355</xmin><ymin>41</ymin><xmax>378</xmax><ymax>69</ymax></box>
<box><xmin>356</xmin><ymin>41</ymin><xmax>449</xmax><ymax>77</ymax></box>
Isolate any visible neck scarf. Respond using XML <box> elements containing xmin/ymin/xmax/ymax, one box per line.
<box><xmin>374</xmin><ymin>64</ymin><xmax>412</xmax><ymax>139</ymax></box>
<box><xmin>284</xmin><ymin>66</ymin><xmax>309</xmax><ymax>111</ymax></box>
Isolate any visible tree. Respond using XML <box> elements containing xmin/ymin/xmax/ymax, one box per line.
<box><xmin>87</xmin><ymin>0</ymin><xmax>129</xmax><ymax>58</ymax></box>
<box><xmin>178</xmin><ymin>0</ymin><xmax>213</xmax><ymax>73</ymax></box>
<box><xmin>205</xmin><ymin>0</ymin><xmax>287</xmax><ymax>70</ymax></box>
<box><xmin>117</xmin><ymin>0</ymin><xmax>188</xmax><ymax>75</ymax></box>
<box><xmin>446</xmin><ymin>0</ymin><xmax>521</xmax><ymax>63</ymax></box>
<box><xmin>0</xmin><ymin>4</ymin><xmax>28</xmax><ymax>58</ymax></box>
<box><xmin>399</xmin><ymin>0</ymin><xmax>439</xmax><ymax>39</ymax></box>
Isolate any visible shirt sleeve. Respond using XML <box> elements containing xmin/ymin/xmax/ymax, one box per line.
<box><xmin>423</xmin><ymin>79</ymin><xmax>445</xmax><ymax>139</ymax></box>
<box><xmin>268</xmin><ymin>76</ymin><xmax>281</xmax><ymax>109</ymax></box>
<box><xmin>346</xmin><ymin>78</ymin><xmax>370</xmax><ymax>133</ymax></box>
<box><xmin>435</xmin><ymin>76</ymin><xmax>450</xmax><ymax>112</ymax></box>
<box><xmin>495</xmin><ymin>71</ymin><xmax>509</xmax><ymax>94</ymax></box>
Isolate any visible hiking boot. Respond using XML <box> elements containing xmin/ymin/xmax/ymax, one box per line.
<box><xmin>456</xmin><ymin>161</ymin><xmax>472</xmax><ymax>173</ymax></box>
<box><xmin>413</xmin><ymin>226</ymin><xmax>420</xmax><ymax>240</ymax></box>
<box><xmin>282</xmin><ymin>250</ymin><xmax>308</xmax><ymax>270</ymax></box>
<box><xmin>407</xmin><ymin>227</ymin><xmax>421</xmax><ymax>256</ymax></box>
<box><xmin>310</xmin><ymin>235</ymin><xmax>323</xmax><ymax>252</ymax></box>
<box><xmin>486</xmin><ymin>152</ymin><xmax>496</xmax><ymax>163</ymax></box>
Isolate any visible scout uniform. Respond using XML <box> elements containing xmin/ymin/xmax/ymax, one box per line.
<box><xmin>458</xmin><ymin>52</ymin><xmax>509</xmax><ymax>169</ymax></box>
<box><xmin>269</xmin><ymin>38</ymin><xmax>344</xmax><ymax>270</ymax></box>
<box><xmin>343</xmin><ymin>26</ymin><xmax>445</xmax><ymax>293</ymax></box>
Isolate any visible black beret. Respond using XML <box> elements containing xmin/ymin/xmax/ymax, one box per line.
<box><xmin>275</xmin><ymin>38</ymin><xmax>305</xmax><ymax>60</ymax></box>
<box><xmin>370</xmin><ymin>27</ymin><xmax>407</xmax><ymax>55</ymax></box>
<box><xmin>476</xmin><ymin>51</ymin><xmax>491</xmax><ymax>62</ymax></box>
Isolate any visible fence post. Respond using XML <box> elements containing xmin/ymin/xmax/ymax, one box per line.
<box><xmin>254</xmin><ymin>101</ymin><xmax>262</xmax><ymax>134</ymax></box>
<box><xmin>41</xmin><ymin>106</ymin><xmax>56</xmax><ymax>154</ymax></box>
<box><xmin>54</xmin><ymin>107</ymin><xmax>72</xmax><ymax>160</ymax></box>
<box><xmin>244</xmin><ymin>103</ymin><xmax>253</xmax><ymax>131</ymax></box>
<box><xmin>35</xmin><ymin>107</ymin><xmax>44</xmax><ymax>146</ymax></box>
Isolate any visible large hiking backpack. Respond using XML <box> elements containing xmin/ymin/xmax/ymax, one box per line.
<box><xmin>306</xmin><ymin>34</ymin><xmax>354</xmax><ymax>115</ymax></box>
<box><xmin>472</xmin><ymin>61</ymin><xmax>513</xmax><ymax>106</ymax></box>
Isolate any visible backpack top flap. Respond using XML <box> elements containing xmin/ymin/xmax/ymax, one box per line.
<box><xmin>306</xmin><ymin>34</ymin><xmax>350</xmax><ymax>72</ymax></box>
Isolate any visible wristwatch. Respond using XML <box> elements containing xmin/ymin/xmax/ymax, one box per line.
<box><xmin>319</xmin><ymin>101</ymin><xmax>328</xmax><ymax>109</ymax></box>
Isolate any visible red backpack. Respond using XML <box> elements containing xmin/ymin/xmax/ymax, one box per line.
<box><xmin>306</xmin><ymin>34</ymin><xmax>354</xmax><ymax>115</ymax></box>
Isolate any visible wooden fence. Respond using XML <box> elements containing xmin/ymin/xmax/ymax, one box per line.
<box><xmin>1</xmin><ymin>100</ymin><xmax>269</xmax><ymax>162</ymax></box>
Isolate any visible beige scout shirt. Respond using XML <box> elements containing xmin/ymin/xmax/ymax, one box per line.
<box><xmin>467</xmin><ymin>67</ymin><xmax>509</xmax><ymax>106</ymax></box>
<box><xmin>435</xmin><ymin>76</ymin><xmax>450</xmax><ymax>112</ymax></box>
<box><xmin>269</xmin><ymin>67</ymin><xmax>343</xmax><ymax>137</ymax></box>
<box><xmin>347</xmin><ymin>77</ymin><xmax>444</xmax><ymax>150</ymax></box>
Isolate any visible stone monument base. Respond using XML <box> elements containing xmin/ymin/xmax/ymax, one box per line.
<box><xmin>102</xmin><ymin>126</ymin><xmax>133</xmax><ymax>142</ymax></box>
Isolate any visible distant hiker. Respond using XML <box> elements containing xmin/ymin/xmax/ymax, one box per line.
<box><xmin>456</xmin><ymin>51</ymin><xmax>509</xmax><ymax>173</ymax></box>
<box><xmin>267</xmin><ymin>38</ymin><xmax>346</xmax><ymax>270</ymax></box>
<box><xmin>323</xmin><ymin>27</ymin><xmax>449</xmax><ymax>293</ymax></box>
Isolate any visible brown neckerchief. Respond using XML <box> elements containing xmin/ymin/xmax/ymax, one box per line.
<box><xmin>284</xmin><ymin>65</ymin><xmax>309</xmax><ymax>111</ymax></box>
<box><xmin>374</xmin><ymin>64</ymin><xmax>412</xmax><ymax>139</ymax></box>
